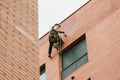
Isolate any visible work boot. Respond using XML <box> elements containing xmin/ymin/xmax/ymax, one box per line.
<box><xmin>53</xmin><ymin>45</ymin><xmax>58</xmax><ymax>50</ymax></box>
<box><xmin>48</xmin><ymin>54</ymin><xmax>51</xmax><ymax>58</ymax></box>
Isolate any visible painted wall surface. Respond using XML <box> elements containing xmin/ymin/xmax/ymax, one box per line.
<box><xmin>39</xmin><ymin>0</ymin><xmax>120</xmax><ymax>80</ymax></box>
<box><xmin>0</xmin><ymin>0</ymin><xmax>39</xmax><ymax>80</ymax></box>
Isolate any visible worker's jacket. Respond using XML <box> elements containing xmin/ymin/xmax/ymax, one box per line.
<box><xmin>49</xmin><ymin>29</ymin><xmax>60</xmax><ymax>42</ymax></box>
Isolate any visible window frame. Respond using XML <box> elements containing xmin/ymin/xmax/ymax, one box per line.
<box><xmin>61</xmin><ymin>34</ymin><xmax>88</xmax><ymax>79</ymax></box>
<box><xmin>40</xmin><ymin>64</ymin><xmax>46</xmax><ymax>80</ymax></box>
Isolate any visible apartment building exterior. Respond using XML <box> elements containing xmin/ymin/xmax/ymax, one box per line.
<box><xmin>0</xmin><ymin>0</ymin><xmax>39</xmax><ymax>80</ymax></box>
<box><xmin>39</xmin><ymin>0</ymin><xmax>120</xmax><ymax>80</ymax></box>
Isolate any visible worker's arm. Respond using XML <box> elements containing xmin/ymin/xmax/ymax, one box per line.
<box><xmin>57</xmin><ymin>30</ymin><xmax>67</xmax><ymax>37</ymax></box>
<box><xmin>57</xmin><ymin>31</ymin><xmax>64</xmax><ymax>33</ymax></box>
<box><xmin>56</xmin><ymin>28</ymin><xmax>67</xmax><ymax>37</ymax></box>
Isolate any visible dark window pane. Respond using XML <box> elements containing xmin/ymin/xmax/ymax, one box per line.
<box><xmin>40</xmin><ymin>67</ymin><xmax>45</xmax><ymax>75</ymax></box>
<box><xmin>40</xmin><ymin>65</ymin><xmax>46</xmax><ymax>80</ymax></box>
<box><xmin>62</xmin><ymin>36</ymin><xmax>88</xmax><ymax>79</ymax></box>
<box><xmin>62</xmin><ymin>38</ymin><xmax>87</xmax><ymax>69</ymax></box>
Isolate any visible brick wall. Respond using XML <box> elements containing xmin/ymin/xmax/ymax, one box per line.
<box><xmin>39</xmin><ymin>0</ymin><xmax>120</xmax><ymax>80</ymax></box>
<box><xmin>0</xmin><ymin>0</ymin><xmax>39</xmax><ymax>80</ymax></box>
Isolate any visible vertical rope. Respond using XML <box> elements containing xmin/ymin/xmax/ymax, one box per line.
<box><xmin>59</xmin><ymin>38</ymin><xmax>61</xmax><ymax>54</ymax></box>
<box><xmin>57</xmin><ymin>36</ymin><xmax>62</xmax><ymax>54</ymax></box>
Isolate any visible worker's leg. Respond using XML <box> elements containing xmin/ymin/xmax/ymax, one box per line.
<box><xmin>58</xmin><ymin>38</ymin><xmax>64</xmax><ymax>45</ymax></box>
<box><xmin>48</xmin><ymin>42</ymin><xmax>54</xmax><ymax>57</ymax></box>
<box><xmin>53</xmin><ymin>43</ymin><xmax>58</xmax><ymax>50</ymax></box>
<box><xmin>56</xmin><ymin>38</ymin><xmax>64</xmax><ymax>52</ymax></box>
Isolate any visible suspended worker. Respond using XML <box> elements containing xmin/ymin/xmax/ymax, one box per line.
<box><xmin>48</xmin><ymin>23</ymin><xmax>67</xmax><ymax>58</ymax></box>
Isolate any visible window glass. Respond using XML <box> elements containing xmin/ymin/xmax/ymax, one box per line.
<box><xmin>40</xmin><ymin>65</ymin><xmax>46</xmax><ymax>80</ymax></box>
<box><xmin>62</xmin><ymin>36</ymin><xmax>88</xmax><ymax>79</ymax></box>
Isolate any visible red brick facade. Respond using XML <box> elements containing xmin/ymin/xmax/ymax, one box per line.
<box><xmin>0</xmin><ymin>0</ymin><xmax>39</xmax><ymax>80</ymax></box>
<box><xmin>39</xmin><ymin>0</ymin><xmax>120</xmax><ymax>80</ymax></box>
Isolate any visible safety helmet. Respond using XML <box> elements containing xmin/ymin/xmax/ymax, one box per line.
<box><xmin>54</xmin><ymin>23</ymin><xmax>61</xmax><ymax>30</ymax></box>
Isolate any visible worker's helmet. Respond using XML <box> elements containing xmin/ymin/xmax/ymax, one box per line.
<box><xmin>54</xmin><ymin>23</ymin><xmax>61</xmax><ymax>29</ymax></box>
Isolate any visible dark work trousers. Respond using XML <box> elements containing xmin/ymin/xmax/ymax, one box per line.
<box><xmin>48</xmin><ymin>38</ymin><xmax>63</xmax><ymax>56</ymax></box>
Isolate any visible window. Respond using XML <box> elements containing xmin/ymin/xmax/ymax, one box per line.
<box><xmin>62</xmin><ymin>35</ymin><xmax>88</xmax><ymax>79</ymax></box>
<box><xmin>40</xmin><ymin>64</ymin><xmax>46</xmax><ymax>80</ymax></box>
